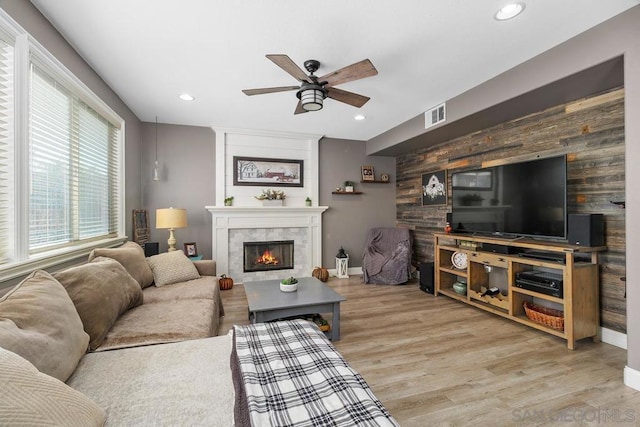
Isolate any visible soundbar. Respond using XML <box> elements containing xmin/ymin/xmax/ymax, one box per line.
<box><xmin>518</xmin><ymin>250</ymin><xmax>566</xmax><ymax>263</ymax></box>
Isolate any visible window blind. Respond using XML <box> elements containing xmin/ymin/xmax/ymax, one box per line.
<box><xmin>0</xmin><ymin>38</ymin><xmax>13</xmax><ymax>263</ymax></box>
<box><xmin>29</xmin><ymin>64</ymin><xmax>120</xmax><ymax>252</ymax></box>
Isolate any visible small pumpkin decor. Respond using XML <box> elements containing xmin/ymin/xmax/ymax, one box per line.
<box><xmin>218</xmin><ymin>274</ymin><xmax>234</xmax><ymax>290</ymax></box>
<box><xmin>312</xmin><ymin>266</ymin><xmax>329</xmax><ymax>282</ymax></box>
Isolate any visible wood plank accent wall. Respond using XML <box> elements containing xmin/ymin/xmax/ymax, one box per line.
<box><xmin>396</xmin><ymin>87</ymin><xmax>626</xmax><ymax>333</ymax></box>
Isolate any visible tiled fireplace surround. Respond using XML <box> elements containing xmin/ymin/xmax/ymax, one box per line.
<box><xmin>204</xmin><ymin>207</ymin><xmax>327</xmax><ymax>283</ymax></box>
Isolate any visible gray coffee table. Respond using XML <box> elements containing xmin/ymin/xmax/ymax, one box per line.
<box><xmin>243</xmin><ymin>277</ymin><xmax>346</xmax><ymax>340</ymax></box>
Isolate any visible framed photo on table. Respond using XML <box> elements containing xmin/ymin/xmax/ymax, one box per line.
<box><xmin>361</xmin><ymin>165</ymin><xmax>375</xmax><ymax>181</ymax></box>
<box><xmin>184</xmin><ymin>242</ymin><xmax>198</xmax><ymax>257</ymax></box>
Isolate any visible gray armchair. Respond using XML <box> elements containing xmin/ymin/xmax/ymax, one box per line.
<box><xmin>363</xmin><ymin>227</ymin><xmax>412</xmax><ymax>285</ymax></box>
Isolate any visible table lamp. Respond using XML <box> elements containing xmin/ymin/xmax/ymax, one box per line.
<box><xmin>156</xmin><ymin>207</ymin><xmax>187</xmax><ymax>252</ymax></box>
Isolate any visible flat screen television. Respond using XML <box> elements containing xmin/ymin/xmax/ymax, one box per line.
<box><xmin>450</xmin><ymin>155</ymin><xmax>567</xmax><ymax>240</ymax></box>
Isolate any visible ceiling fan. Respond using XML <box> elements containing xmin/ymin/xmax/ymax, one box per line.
<box><xmin>242</xmin><ymin>54</ymin><xmax>378</xmax><ymax>114</ymax></box>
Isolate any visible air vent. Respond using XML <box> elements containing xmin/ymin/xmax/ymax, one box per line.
<box><xmin>425</xmin><ymin>103</ymin><xmax>446</xmax><ymax>129</ymax></box>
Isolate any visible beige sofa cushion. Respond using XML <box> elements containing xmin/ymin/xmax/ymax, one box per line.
<box><xmin>0</xmin><ymin>270</ymin><xmax>89</xmax><ymax>382</ymax></box>
<box><xmin>96</xmin><ymin>298</ymin><xmax>216</xmax><ymax>351</ymax></box>
<box><xmin>0</xmin><ymin>346</ymin><xmax>106</xmax><ymax>426</ymax></box>
<box><xmin>147</xmin><ymin>250</ymin><xmax>200</xmax><ymax>287</ymax></box>
<box><xmin>89</xmin><ymin>241</ymin><xmax>154</xmax><ymax>288</ymax></box>
<box><xmin>54</xmin><ymin>257</ymin><xmax>144</xmax><ymax>350</ymax></box>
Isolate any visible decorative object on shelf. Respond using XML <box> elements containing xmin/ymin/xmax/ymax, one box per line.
<box><xmin>156</xmin><ymin>207</ymin><xmax>187</xmax><ymax>252</ymax></box>
<box><xmin>380</xmin><ymin>173</ymin><xmax>390</xmax><ymax>182</ymax></box>
<box><xmin>459</xmin><ymin>193</ymin><xmax>484</xmax><ymax>206</ymax></box>
<box><xmin>361</xmin><ymin>165</ymin><xmax>375</xmax><ymax>181</ymax></box>
<box><xmin>184</xmin><ymin>242</ymin><xmax>198</xmax><ymax>257</ymax></box>
<box><xmin>233</xmin><ymin>156</ymin><xmax>303</xmax><ymax>187</ymax></box>
<box><xmin>255</xmin><ymin>188</ymin><xmax>286</xmax><ymax>206</ymax></box>
<box><xmin>451</xmin><ymin>251</ymin><xmax>468</xmax><ymax>269</ymax></box>
<box><xmin>312</xmin><ymin>266</ymin><xmax>329</xmax><ymax>282</ymax></box>
<box><xmin>459</xmin><ymin>240</ymin><xmax>481</xmax><ymax>250</ymax></box>
<box><xmin>422</xmin><ymin>170</ymin><xmax>447</xmax><ymax>206</ymax></box>
<box><xmin>280</xmin><ymin>276</ymin><xmax>298</xmax><ymax>292</ymax></box>
<box><xmin>219</xmin><ymin>274</ymin><xmax>234</xmax><ymax>290</ymax></box>
<box><xmin>153</xmin><ymin>116</ymin><xmax>161</xmax><ymax>181</ymax></box>
<box><xmin>335</xmin><ymin>247</ymin><xmax>349</xmax><ymax>279</ymax></box>
<box><xmin>344</xmin><ymin>181</ymin><xmax>354</xmax><ymax>192</ymax></box>
<box><xmin>305</xmin><ymin>197</ymin><xmax>312</xmax><ymax>206</ymax></box>
<box><xmin>524</xmin><ymin>301</ymin><xmax>564</xmax><ymax>331</ymax></box>
<box><xmin>452</xmin><ymin>281</ymin><xmax>467</xmax><ymax>296</ymax></box>
<box><xmin>444</xmin><ymin>222</ymin><xmax>452</xmax><ymax>234</ymax></box>
<box><xmin>224</xmin><ymin>196</ymin><xmax>234</xmax><ymax>206</ymax></box>
<box><xmin>132</xmin><ymin>209</ymin><xmax>150</xmax><ymax>245</ymax></box>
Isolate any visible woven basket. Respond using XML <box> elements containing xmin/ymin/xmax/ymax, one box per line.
<box><xmin>523</xmin><ymin>301</ymin><xmax>564</xmax><ymax>331</ymax></box>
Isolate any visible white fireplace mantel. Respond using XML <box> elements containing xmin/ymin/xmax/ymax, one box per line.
<box><xmin>205</xmin><ymin>206</ymin><xmax>328</xmax><ymax>282</ymax></box>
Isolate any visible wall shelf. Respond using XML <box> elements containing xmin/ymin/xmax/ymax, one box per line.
<box><xmin>332</xmin><ymin>191</ymin><xmax>363</xmax><ymax>195</ymax></box>
<box><xmin>360</xmin><ymin>180</ymin><xmax>390</xmax><ymax>184</ymax></box>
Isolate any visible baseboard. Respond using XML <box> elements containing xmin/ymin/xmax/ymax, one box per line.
<box><xmin>328</xmin><ymin>267</ymin><xmax>363</xmax><ymax>277</ymax></box>
<box><xmin>624</xmin><ymin>366</ymin><xmax>640</xmax><ymax>391</ymax></box>
<box><xmin>601</xmin><ymin>327</ymin><xmax>627</xmax><ymax>349</ymax></box>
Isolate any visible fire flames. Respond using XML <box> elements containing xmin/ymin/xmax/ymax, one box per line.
<box><xmin>256</xmin><ymin>249</ymin><xmax>279</xmax><ymax>266</ymax></box>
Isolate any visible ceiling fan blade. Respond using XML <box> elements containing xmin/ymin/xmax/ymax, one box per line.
<box><xmin>266</xmin><ymin>54</ymin><xmax>310</xmax><ymax>83</ymax></box>
<box><xmin>326</xmin><ymin>87</ymin><xmax>370</xmax><ymax>108</ymax></box>
<box><xmin>242</xmin><ymin>86</ymin><xmax>299</xmax><ymax>96</ymax></box>
<box><xmin>294</xmin><ymin>101</ymin><xmax>308</xmax><ymax>115</ymax></box>
<box><xmin>319</xmin><ymin>59</ymin><xmax>378</xmax><ymax>87</ymax></box>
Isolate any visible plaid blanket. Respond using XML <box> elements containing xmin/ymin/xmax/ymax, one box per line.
<box><xmin>232</xmin><ymin>320</ymin><xmax>399</xmax><ymax>427</ymax></box>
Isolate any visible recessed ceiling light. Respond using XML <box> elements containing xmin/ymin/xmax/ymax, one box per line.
<box><xmin>179</xmin><ymin>93</ymin><xmax>195</xmax><ymax>101</ymax></box>
<box><xmin>354</xmin><ymin>114</ymin><xmax>366</xmax><ymax>121</ymax></box>
<box><xmin>495</xmin><ymin>2</ymin><xmax>525</xmax><ymax>21</ymax></box>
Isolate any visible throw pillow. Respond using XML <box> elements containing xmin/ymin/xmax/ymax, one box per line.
<box><xmin>88</xmin><ymin>241</ymin><xmax>154</xmax><ymax>288</ymax></box>
<box><xmin>147</xmin><ymin>250</ymin><xmax>201</xmax><ymax>287</ymax></box>
<box><xmin>0</xmin><ymin>270</ymin><xmax>89</xmax><ymax>382</ymax></box>
<box><xmin>54</xmin><ymin>257</ymin><xmax>144</xmax><ymax>350</ymax></box>
<box><xmin>0</xmin><ymin>346</ymin><xmax>106</xmax><ymax>426</ymax></box>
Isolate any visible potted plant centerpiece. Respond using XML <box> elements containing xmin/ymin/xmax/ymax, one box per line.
<box><xmin>255</xmin><ymin>188</ymin><xmax>286</xmax><ymax>206</ymax></box>
<box><xmin>344</xmin><ymin>181</ymin><xmax>354</xmax><ymax>192</ymax></box>
<box><xmin>280</xmin><ymin>276</ymin><xmax>298</xmax><ymax>292</ymax></box>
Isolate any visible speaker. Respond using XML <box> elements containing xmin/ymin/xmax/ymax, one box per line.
<box><xmin>446</xmin><ymin>212</ymin><xmax>452</xmax><ymax>224</ymax></box>
<box><xmin>419</xmin><ymin>262</ymin><xmax>434</xmax><ymax>294</ymax></box>
<box><xmin>143</xmin><ymin>242</ymin><xmax>159</xmax><ymax>257</ymax></box>
<box><xmin>568</xmin><ymin>214</ymin><xmax>604</xmax><ymax>246</ymax></box>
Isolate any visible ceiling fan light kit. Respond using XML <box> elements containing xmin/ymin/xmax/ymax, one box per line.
<box><xmin>297</xmin><ymin>82</ymin><xmax>326</xmax><ymax>111</ymax></box>
<box><xmin>243</xmin><ymin>54</ymin><xmax>378</xmax><ymax>114</ymax></box>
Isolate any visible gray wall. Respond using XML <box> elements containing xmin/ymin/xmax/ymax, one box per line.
<box><xmin>367</xmin><ymin>6</ymin><xmax>640</xmax><ymax>374</ymax></box>
<box><xmin>1</xmin><ymin>1</ymin><xmax>143</xmax><ymax>238</ymax></box>
<box><xmin>319</xmin><ymin>138</ymin><xmax>396</xmax><ymax>267</ymax></box>
<box><xmin>141</xmin><ymin>123</ymin><xmax>215</xmax><ymax>257</ymax></box>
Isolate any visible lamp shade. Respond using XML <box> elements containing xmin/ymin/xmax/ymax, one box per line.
<box><xmin>156</xmin><ymin>208</ymin><xmax>187</xmax><ymax>229</ymax></box>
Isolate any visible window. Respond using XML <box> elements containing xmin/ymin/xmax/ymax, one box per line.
<box><xmin>0</xmin><ymin>11</ymin><xmax>124</xmax><ymax>276</ymax></box>
<box><xmin>29</xmin><ymin>65</ymin><xmax>120</xmax><ymax>252</ymax></box>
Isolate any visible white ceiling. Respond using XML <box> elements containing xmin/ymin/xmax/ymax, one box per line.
<box><xmin>31</xmin><ymin>0</ymin><xmax>639</xmax><ymax>142</ymax></box>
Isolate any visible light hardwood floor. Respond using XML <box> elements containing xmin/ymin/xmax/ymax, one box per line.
<box><xmin>219</xmin><ymin>276</ymin><xmax>640</xmax><ymax>426</ymax></box>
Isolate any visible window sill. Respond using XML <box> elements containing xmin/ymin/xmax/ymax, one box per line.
<box><xmin>0</xmin><ymin>236</ymin><xmax>128</xmax><ymax>285</ymax></box>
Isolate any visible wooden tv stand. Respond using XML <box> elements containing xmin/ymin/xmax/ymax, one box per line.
<box><xmin>433</xmin><ymin>232</ymin><xmax>606</xmax><ymax>349</ymax></box>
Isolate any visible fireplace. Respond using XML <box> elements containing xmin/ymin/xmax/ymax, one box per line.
<box><xmin>243</xmin><ymin>240</ymin><xmax>294</xmax><ymax>272</ymax></box>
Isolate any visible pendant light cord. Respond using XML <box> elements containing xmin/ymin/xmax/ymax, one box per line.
<box><xmin>155</xmin><ymin>116</ymin><xmax>158</xmax><ymax>161</ymax></box>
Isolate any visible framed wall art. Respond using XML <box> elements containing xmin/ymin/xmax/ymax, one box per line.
<box><xmin>422</xmin><ymin>170</ymin><xmax>447</xmax><ymax>206</ymax></box>
<box><xmin>361</xmin><ymin>165</ymin><xmax>375</xmax><ymax>181</ymax></box>
<box><xmin>233</xmin><ymin>156</ymin><xmax>304</xmax><ymax>187</ymax></box>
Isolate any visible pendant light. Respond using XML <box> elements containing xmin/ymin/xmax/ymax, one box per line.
<box><xmin>153</xmin><ymin>116</ymin><xmax>160</xmax><ymax>181</ymax></box>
